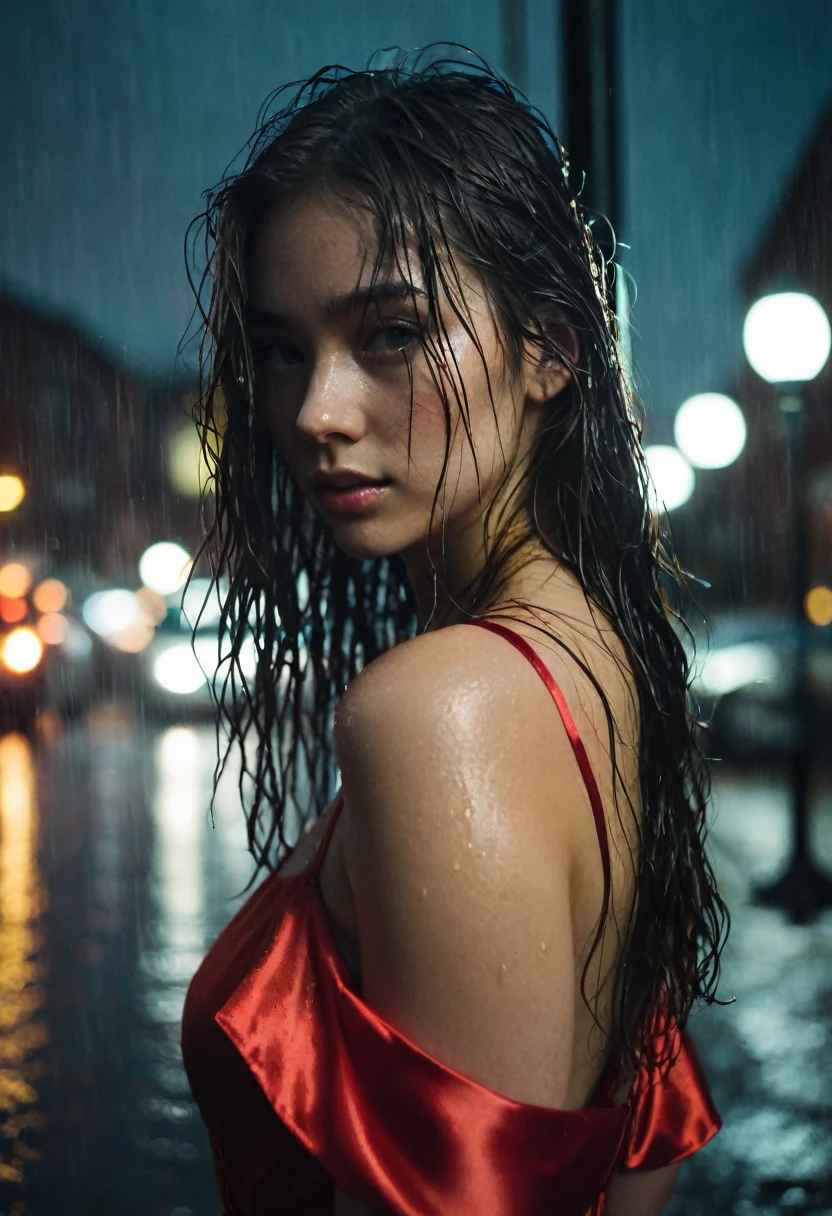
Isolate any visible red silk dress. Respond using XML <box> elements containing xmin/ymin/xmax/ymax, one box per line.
<box><xmin>182</xmin><ymin>619</ymin><xmax>721</xmax><ymax>1215</ymax></box>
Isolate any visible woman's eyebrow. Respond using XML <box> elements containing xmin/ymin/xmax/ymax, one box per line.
<box><xmin>246</xmin><ymin>282</ymin><xmax>429</xmax><ymax>328</ymax></box>
<box><xmin>333</xmin><ymin>281</ymin><xmax>429</xmax><ymax>316</ymax></box>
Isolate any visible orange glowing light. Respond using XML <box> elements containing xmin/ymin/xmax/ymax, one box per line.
<box><xmin>0</xmin><ymin>475</ymin><xmax>25</xmax><ymax>512</ymax></box>
<box><xmin>0</xmin><ymin>597</ymin><xmax>27</xmax><ymax>624</ymax></box>
<box><xmin>36</xmin><ymin>613</ymin><xmax>69</xmax><ymax>646</ymax></box>
<box><xmin>0</xmin><ymin>564</ymin><xmax>32</xmax><ymax>599</ymax></box>
<box><xmin>805</xmin><ymin>585</ymin><xmax>832</xmax><ymax>627</ymax></box>
<box><xmin>1</xmin><ymin>628</ymin><xmax>43</xmax><ymax>674</ymax></box>
<box><xmin>32</xmin><ymin>579</ymin><xmax>68</xmax><ymax>614</ymax></box>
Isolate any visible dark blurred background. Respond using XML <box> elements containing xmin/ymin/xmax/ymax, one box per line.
<box><xmin>1</xmin><ymin>2</ymin><xmax>831</xmax><ymax>1214</ymax></box>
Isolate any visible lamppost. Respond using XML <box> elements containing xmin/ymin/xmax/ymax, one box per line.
<box><xmin>743</xmin><ymin>289</ymin><xmax>832</xmax><ymax>922</ymax></box>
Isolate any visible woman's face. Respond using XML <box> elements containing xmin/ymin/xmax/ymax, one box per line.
<box><xmin>247</xmin><ymin>189</ymin><xmax>552</xmax><ymax>571</ymax></box>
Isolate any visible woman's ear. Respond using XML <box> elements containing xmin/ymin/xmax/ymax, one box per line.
<box><xmin>523</xmin><ymin>314</ymin><xmax>580</xmax><ymax>408</ymax></box>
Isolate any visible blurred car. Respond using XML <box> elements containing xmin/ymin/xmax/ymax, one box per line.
<box><xmin>137</xmin><ymin>578</ymin><xmax>257</xmax><ymax>721</ymax></box>
<box><xmin>687</xmin><ymin>611</ymin><xmax>832</xmax><ymax>765</ymax></box>
<box><xmin>135</xmin><ymin>577</ymin><xmax>323</xmax><ymax>724</ymax></box>
<box><xmin>0</xmin><ymin>560</ymin><xmax>94</xmax><ymax>733</ymax></box>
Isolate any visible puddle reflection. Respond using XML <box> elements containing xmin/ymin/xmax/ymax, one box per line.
<box><xmin>0</xmin><ymin>734</ymin><xmax>47</xmax><ymax>1187</ymax></box>
<box><xmin>150</xmin><ymin>728</ymin><xmax>206</xmax><ymax>982</ymax></box>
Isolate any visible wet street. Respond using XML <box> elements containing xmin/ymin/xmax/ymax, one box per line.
<box><xmin>0</xmin><ymin>716</ymin><xmax>831</xmax><ymax>1216</ymax></box>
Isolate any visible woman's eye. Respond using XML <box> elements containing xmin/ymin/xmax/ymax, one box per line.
<box><xmin>259</xmin><ymin>342</ymin><xmax>304</xmax><ymax>369</ymax></box>
<box><xmin>365</xmin><ymin>323</ymin><xmax>419</xmax><ymax>355</ymax></box>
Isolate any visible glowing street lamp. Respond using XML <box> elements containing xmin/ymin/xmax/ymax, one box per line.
<box><xmin>743</xmin><ymin>289</ymin><xmax>832</xmax><ymax>919</ymax></box>
<box><xmin>743</xmin><ymin>292</ymin><xmax>831</xmax><ymax>385</ymax></box>
<box><xmin>139</xmin><ymin>542</ymin><xmax>191</xmax><ymax>597</ymax></box>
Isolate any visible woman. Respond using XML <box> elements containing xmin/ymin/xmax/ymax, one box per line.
<box><xmin>181</xmin><ymin>47</ymin><xmax>730</xmax><ymax>1216</ymax></box>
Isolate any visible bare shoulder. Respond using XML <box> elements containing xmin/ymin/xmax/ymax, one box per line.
<box><xmin>337</xmin><ymin>622</ymin><xmax>509</xmax><ymax>706</ymax></box>
<box><xmin>336</xmin><ymin>622</ymin><xmax>548</xmax><ymax>827</ymax></box>
<box><xmin>334</xmin><ymin>623</ymin><xmax>585</xmax><ymax>835</ymax></box>
<box><xmin>335</xmin><ymin>615</ymin><xmax>636</xmax><ymax>838</ymax></box>
<box><xmin>332</xmin><ymin>624</ymin><xmax>590</xmax><ymax>1108</ymax></box>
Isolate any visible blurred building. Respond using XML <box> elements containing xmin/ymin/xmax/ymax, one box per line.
<box><xmin>146</xmin><ymin>377</ymin><xmax>214</xmax><ymax>566</ymax></box>
<box><xmin>742</xmin><ymin>95</ymin><xmax>832</xmax><ymax>601</ymax></box>
<box><xmin>0</xmin><ymin>293</ymin><xmax>149</xmax><ymax>577</ymax></box>
<box><xmin>676</xmin><ymin>96</ymin><xmax>832</xmax><ymax>610</ymax></box>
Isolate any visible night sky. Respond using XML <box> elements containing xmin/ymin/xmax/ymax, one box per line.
<box><xmin>2</xmin><ymin>0</ymin><xmax>830</xmax><ymax>430</ymax></box>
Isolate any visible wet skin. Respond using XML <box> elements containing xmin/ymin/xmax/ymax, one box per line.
<box><xmin>246</xmin><ymin>188</ymin><xmax>576</xmax><ymax>631</ymax></box>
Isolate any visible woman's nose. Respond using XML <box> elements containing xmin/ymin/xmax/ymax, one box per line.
<box><xmin>294</xmin><ymin>355</ymin><xmax>365</xmax><ymax>443</ymax></box>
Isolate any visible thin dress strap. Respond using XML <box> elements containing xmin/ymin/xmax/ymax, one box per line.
<box><xmin>309</xmin><ymin>620</ymin><xmax>612</xmax><ymax>929</ymax></box>
<box><xmin>466</xmin><ymin>619</ymin><xmax>611</xmax><ymax>933</ymax></box>
<box><xmin>307</xmin><ymin>791</ymin><xmax>345</xmax><ymax>880</ymax></box>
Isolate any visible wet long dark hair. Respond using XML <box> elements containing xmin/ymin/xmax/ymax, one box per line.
<box><xmin>185</xmin><ymin>46</ymin><xmax>730</xmax><ymax>1089</ymax></box>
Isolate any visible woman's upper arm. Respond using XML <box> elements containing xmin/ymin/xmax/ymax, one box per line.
<box><xmin>333</xmin><ymin>629</ymin><xmax>584</xmax><ymax>1109</ymax></box>
<box><xmin>603</xmin><ymin>1161</ymin><xmax>681</xmax><ymax>1216</ymax></box>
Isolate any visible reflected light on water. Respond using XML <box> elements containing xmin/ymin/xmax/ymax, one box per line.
<box><xmin>0</xmin><ymin>734</ymin><xmax>47</xmax><ymax>1185</ymax></box>
<box><xmin>152</xmin><ymin>729</ymin><xmax>205</xmax><ymax>964</ymax></box>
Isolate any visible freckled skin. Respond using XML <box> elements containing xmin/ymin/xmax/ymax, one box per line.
<box><xmin>247</xmin><ymin>189</ymin><xmax>574</xmax><ymax>628</ymax></box>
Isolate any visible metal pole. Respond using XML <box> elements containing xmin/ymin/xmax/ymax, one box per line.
<box><xmin>560</xmin><ymin>0</ymin><xmax>620</xmax><ymax>244</ymax></box>
<box><xmin>500</xmin><ymin>0</ymin><xmax>528</xmax><ymax>95</ymax></box>
<box><xmin>560</xmin><ymin>0</ymin><xmax>634</xmax><ymax>403</ymax></box>
<box><xmin>783</xmin><ymin>392</ymin><xmax>811</xmax><ymax>864</ymax></box>
<box><xmin>756</xmin><ymin>388</ymin><xmax>832</xmax><ymax>921</ymax></box>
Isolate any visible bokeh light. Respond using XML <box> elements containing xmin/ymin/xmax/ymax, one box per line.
<box><xmin>36</xmin><ymin>613</ymin><xmax>69</xmax><ymax>646</ymax></box>
<box><xmin>167</xmin><ymin>426</ymin><xmax>215</xmax><ymax>499</ymax></box>
<box><xmin>1</xmin><ymin>627</ymin><xmax>43</xmax><ymax>674</ymax></box>
<box><xmin>0</xmin><ymin>476</ymin><xmax>25</xmax><ymax>512</ymax></box>
<box><xmin>0</xmin><ymin>563</ymin><xmax>33</xmax><ymax>599</ymax></box>
<box><xmin>644</xmin><ymin>445</ymin><xmax>696</xmax><ymax>511</ymax></box>
<box><xmin>32</xmin><ymin>579</ymin><xmax>69</xmax><ymax>614</ymax></box>
<box><xmin>108</xmin><ymin>621</ymin><xmax>155</xmax><ymax>654</ymax></box>
<box><xmin>153</xmin><ymin>643</ymin><xmax>207</xmax><ymax>695</ymax></box>
<box><xmin>139</xmin><ymin>543</ymin><xmax>191</xmax><ymax>596</ymax></box>
<box><xmin>691</xmin><ymin>642</ymin><xmax>778</xmax><ymax>697</ymax></box>
<box><xmin>674</xmin><ymin>393</ymin><xmax>747</xmax><ymax>469</ymax></box>
<box><xmin>82</xmin><ymin>589</ymin><xmax>140</xmax><ymax>637</ymax></box>
<box><xmin>135</xmin><ymin>586</ymin><xmax>168</xmax><ymax>626</ymax></box>
<box><xmin>0</xmin><ymin>598</ymin><xmax>28</xmax><ymax>625</ymax></box>
<box><xmin>743</xmin><ymin>291</ymin><xmax>831</xmax><ymax>384</ymax></box>
<box><xmin>805</xmin><ymin>585</ymin><xmax>832</xmax><ymax>627</ymax></box>
<box><xmin>80</xmin><ymin>590</ymin><xmax>157</xmax><ymax>652</ymax></box>
<box><xmin>180</xmin><ymin>577</ymin><xmax>228</xmax><ymax>630</ymax></box>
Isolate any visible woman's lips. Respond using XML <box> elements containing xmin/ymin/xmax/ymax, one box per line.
<box><xmin>314</xmin><ymin>481</ymin><xmax>392</xmax><ymax>513</ymax></box>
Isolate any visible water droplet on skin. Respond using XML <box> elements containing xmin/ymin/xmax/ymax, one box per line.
<box><xmin>499</xmin><ymin>963</ymin><xmax>507</xmax><ymax>983</ymax></box>
<box><xmin>464</xmin><ymin>808</ymin><xmax>471</xmax><ymax>819</ymax></box>
<box><xmin>453</xmin><ymin>862</ymin><xmax>461</xmax><ymax>871</ymax></box>
<box><xmin>420</xmin><ymin>887</ymin><xmax>427</xmax><ymax>899</ymax></box>
<box><xmin>481</xmin><ymin>850</ymin><xmax>486</xmax><ymax>857</ymax></box>
<box><xmin>540</xmin><ymin>942</ymin><xmax>547</xmax><ymax>953</ymax></box>
<box><xmin>467</xmin><ymin>841</ymin><xmax>473</xmax><ymax>849</ymax></box>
